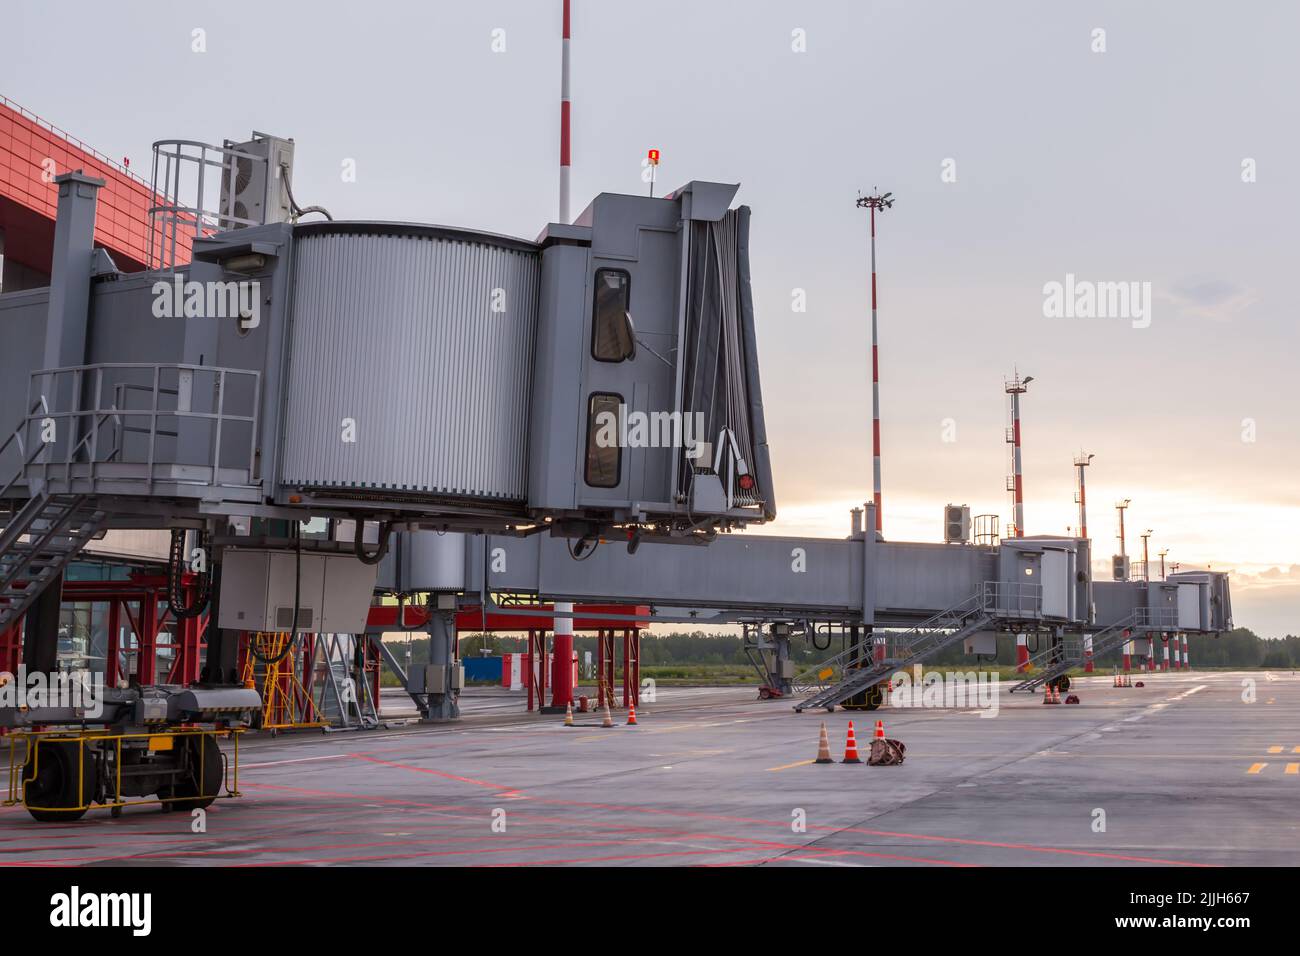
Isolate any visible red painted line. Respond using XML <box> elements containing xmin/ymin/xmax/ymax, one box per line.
<box><xmin>345</xmin><ymin>753</ymin><xmax>524</xmax><ymax>797</ymax></box>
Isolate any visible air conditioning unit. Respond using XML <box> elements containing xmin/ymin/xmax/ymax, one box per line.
<box><xmin>219</xmin><ymin>132</ymin><xmax>295</xmax><ymax>229</ymax></box>
<box><xmin>944</xmin><ymin>504</ymin><xmax>971</xmax><ymax>544</ymax></box>
<box><xmin>1112</xmin><ymin>554</ymin><xmax>1130</xmax><ymax>581</ymax></box>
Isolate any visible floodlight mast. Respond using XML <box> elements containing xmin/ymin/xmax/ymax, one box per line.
<box><xmin>856</xmin><ymin>189</ymin><xmax>894</xmax><ymax>537</ymax></box>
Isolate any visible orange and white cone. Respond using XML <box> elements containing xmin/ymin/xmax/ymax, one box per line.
<box><xmin>563</xmin><ymin>702</ymin><xmax>574</xmax><ymax>727</ymax></box>
<box><xmin>814</xmin><ymin>722</ymin><xmax>834</xmax><ymax>764</ymax></box>
<box><xmin>873</xmin><ymin>719</ymin><xmax>886</xmax><ymax>740</ymax></box>
<box><xmin>601</xmin><ymin>701</ymin><xmax>614</xmax><ymax>728</ymax></box>
<box><xmin>842</xmin><ymin>721</ymin><xmax>862</xmax><ymax>764</ymax></box>
<box><xmin>627</xmin><ymin>702</ymin><xmax>638</xmax><ymax>725</ymax></box>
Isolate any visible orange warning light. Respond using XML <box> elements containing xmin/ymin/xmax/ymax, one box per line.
<box><xmin>647</xmin><ymin>148</ymin><xmax>660</xmax><ymax>165</ymax></box>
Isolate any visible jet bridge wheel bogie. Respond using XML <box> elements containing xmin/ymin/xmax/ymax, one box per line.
<box><xmin>166</xmin><ymin>734</ymin><xmax>224</xmax><ymax>812</ymax></box>
<box><xmin>23</xmin><ymin>739</ymin><xmax>96</xmax><ymax>823</ymax></box>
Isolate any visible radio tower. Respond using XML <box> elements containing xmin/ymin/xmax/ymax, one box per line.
<box><xmin>558</xmin><ymin>0</ymin><xmax>572</xmax><ymax>222</ymax></box>
<box><xmin>1004</xmin><ymin>372</ymin><xmax>1033</xmax><ymax>537</ymax></box>
<box><xmin>856</xmin><ymin>189</ymin><xmax>893</xmax><ymax>537</ymax></box>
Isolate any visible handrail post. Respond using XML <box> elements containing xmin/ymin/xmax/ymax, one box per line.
<box><xmin>211</xmin><ymin>369</ymin><xmax>225</xmax><ymax>484</ymax></box>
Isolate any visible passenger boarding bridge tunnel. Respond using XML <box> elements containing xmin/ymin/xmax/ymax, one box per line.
<box><xmin>0</xmin><ymin>135</ymin><xmax>1232</xmax><ymax>727</ymax></box>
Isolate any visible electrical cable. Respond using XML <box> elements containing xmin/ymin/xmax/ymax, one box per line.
<box><xmin>354</xmin><ymin>519</ymin><xmax>391</xmax><ymax>565</ymax></box>
<box><xmin>279</xmin><ymin>162</ymin><xmax>333</xmax><ymax>222</ymax></box>
<box><xmin>167</xmin><ymin>528</ymin><xmax>210</xmax><ymax>619</ymax></box>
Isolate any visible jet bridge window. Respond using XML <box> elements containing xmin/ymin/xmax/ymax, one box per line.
<box><xmin>591</xmin><ymin>268</ymin><xmax>634</xmax><ymax>362</ymax></box>
<box><xmin>584</xmin><ymin>392</ymin><xmax>623</xmax><ymax>488</ymax></box>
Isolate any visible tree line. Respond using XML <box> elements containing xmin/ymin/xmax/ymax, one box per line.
<box><xmin>388</xmin><ymin>627</ymin><xmax>1300</xmax><ymax>671</ymax></box>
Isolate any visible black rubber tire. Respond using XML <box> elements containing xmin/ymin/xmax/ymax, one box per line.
<box><xmin>1055</xmin><ymin>675</ymin><xmax>1072</xmax><ymax>693</ymax></box>
<box><xmin>169</xmin><ymin>735</ymin><xmax>223</xmax><ymax>811</ymax></box>
<box><xmin>24</xmin><ymin>740</ymin><xmax>95</xmax><ymax>823</ymax></box>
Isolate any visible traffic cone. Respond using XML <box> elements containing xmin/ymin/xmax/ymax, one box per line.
<box><xmin>627</xmin><ymin>702</ymin><xmax>638</xmax><ymax>725</ymax></box>
<box><xmin>873</xmin><ymin>719</ymin><xmax>886</xmax><ymax>740</ymax></box>
<box><xmin>814</xmin><ymin>722</ymin><xmax>834</xmax><ymax>764</ymax></box>
<box><xmin>564</xmin><ymin>702</ymin><xmax>574</xmax><ymax>727</ymax></box>
<box><xmin>842</xmin><ymin>721</ymin><xmax>862</xmax><ymax>764</ymax></box>
<box><xmin>1052</xmin><ymin>686</ymin><xmax>1061</xmax><ymax>704</ymax></box>
<box><xmin>1042</xmin><ymin>686</ymin><xmax>1052</xmax><ymax>704</ymax></box>
<box><xmin>601</xmin><ymin>701</ymin><xmax>614</xmax><ymax>728</ymax></box>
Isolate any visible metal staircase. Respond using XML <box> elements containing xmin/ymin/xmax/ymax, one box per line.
<box><xmin>0</xmin><ymin>397</ymin><xmax>114</xmax><ymax>633</ymax></box>
<box><xmin>1009</xmin><ymin>610</ymin><xmax>1145</xmax><ymax>693</ymax></box>
<box><xmin>792</xmin><ymin>591</ymin><xmax>994</xmax><ymax>713</ymax></box>
<box><xmin>0</xmin><ymin>493</ymin><xmax>107</xmax><ymax>631</ymax></box>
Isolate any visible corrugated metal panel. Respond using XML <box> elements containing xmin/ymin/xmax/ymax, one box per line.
<box><xmin>281</xmin><ymin>226</ymin><xmax>540</xmax><ymax>501</ymax></box>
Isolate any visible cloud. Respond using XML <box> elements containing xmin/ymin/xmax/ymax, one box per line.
<box><xmin>1164</xmin><ymin>278</ymin><xmax>1256</xmax><ymax>320</ymax></box>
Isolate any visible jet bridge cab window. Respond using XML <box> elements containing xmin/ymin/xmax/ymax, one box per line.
<box><xmin>584</xmin><ymin>392</ymin><xmax>623</xmax><ymax>488</ymax></box>
<box><xmin>591</xmin><ymin>268</ymin><xmax>634</xmax><ymax>362</ymax></box>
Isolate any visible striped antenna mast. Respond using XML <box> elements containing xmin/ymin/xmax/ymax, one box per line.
<box><xmin>1004</xmin><ymin>371</ymin><xmax>1033</xmax><ymax>538</ymax></box>
<box><xmin>558</xmin><ymin>0</ymin><xmax>572</xmax><ymax>223</ymax></box>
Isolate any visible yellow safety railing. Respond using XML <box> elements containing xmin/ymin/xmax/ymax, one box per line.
<box><xmin>3</xmin><ymin>727</ymin><xmax>243</xmax><ymax>815</ymax></box>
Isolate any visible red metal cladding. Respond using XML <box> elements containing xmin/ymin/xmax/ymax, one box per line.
<box><xmin>0</xmin><ymin>96</ymin><xmax>190</xmax><ymax>275</ymax></box>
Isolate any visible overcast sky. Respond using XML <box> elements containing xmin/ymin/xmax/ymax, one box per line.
<box><xmin>5</xmin><ymin>0</ymin><xmax>1297</xmax><ymax>635</ymax></box>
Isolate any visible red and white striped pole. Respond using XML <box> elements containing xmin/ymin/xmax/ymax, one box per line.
<box><xmin>856</xmin><ymin>191</ymin><xmax>893</xmax><ymax>537</ymax></box>
<box><xmin>1161</xmin><ymin>635</ymin><xmax>1170</xmax><ymax>671</ymax></box>
<box><xmin>1182</xmin><ymin>634</ymin><xmax>1189</xmax><ymax>670</ymax></box>
<box><xmin>1083</xmin><ymin>633</ymin><xmax>1094</xmax><ymax>672</ymax></box>
<box><xmin>1005</xmin><ymin>374</ymin><xmax>1033</xmax><ymax>537</ymax></box>
<box><xmin>558</xmin><ymin>0</ymin><xmax>572</xmax><ymax>223</ymax></box>
<box><xmin>1147</xmin><ymin>636</ymin><xmax>1156</xmax><ymax>671</ymax></box>
<box><xmin>1015</xmin><ymin>632</ymin><xmax>1029</xmax><ymax>672</ymax></box>
<box><xmin>1122</xmin><ymin>629</ymin><xmax>1132</xmax><ymax>673</ymax></box>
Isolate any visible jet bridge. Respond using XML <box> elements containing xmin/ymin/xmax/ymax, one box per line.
<box><xmin>1010</xmin><ymin>571</ymin><xmax>1233</xmax><ymax>693</ymax></box>
<box><xmin>0</xmin><ymin>134</ymin><xmax>776</xmax><ymax>726</ymax></box>
<box><xmin>0</xmin><ymin>129</ymin><xmax>1235</xmax><ymax>738</ymax></box>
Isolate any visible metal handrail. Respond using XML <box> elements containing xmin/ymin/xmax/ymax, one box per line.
<box><xmin>0</xmin><ymin>397</ymin><xmax>51</xmax><ymax>502</ymax></box>
<box><xmin>15</xmin><ymin>363</ymin><xmax>261</xmax><ymax>493</ymax></box>
<box><xmin>980</xmin><ymin>580</ymin><xmax>1044</xmax><ymax>619</ymax></box>
<box><xmin>149</xmin><ymin>139</ymin><xmax>269</xmax><ymax>269</ymax></box>
<box><xmin>790</xmin><ymin>591</ymin><xmax>985</xmax><ymax>693</ymax></box>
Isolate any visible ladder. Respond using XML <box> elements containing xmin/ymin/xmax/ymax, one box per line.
<box><xmin>0</xmin><ymin>399</ymin><xmax>116</xmax><ymax>634</ymax></box>
<box><xmin>1008</xmin><ymin>611</ymin><xmax>1143</xmax><ymax>694</ymax></box>
<box><xmin>792</xmin><ymin>592</ymin><xmax>993</xmax><ymax>712</ymax></box>
<box><xmin>0</xmin><ymin>492</ymin><xmax>107</xmax><ymax>631</ymax></box>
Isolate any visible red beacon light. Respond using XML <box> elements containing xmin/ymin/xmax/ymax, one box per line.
<box><xmin>647</xmin><ymin>148</ymin><xmax>660</xmax><ymax>166</ymax></box>
<box><xmin>738</xmin><ymin>473</ymin><xmax>755</xmax><ymax>491</ymax></box>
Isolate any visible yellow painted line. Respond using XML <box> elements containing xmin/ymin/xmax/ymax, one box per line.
<box><xmin>1287</xmin><ymin>764</ymin><xmax>1299</xmax><ymax>775</ymax></box>
<box><xmin>1268</xmin><ymin>746</ymin><xmax>1283</xmax><ymax>754</ymax></box>
<box><xmin>766</xmin><ymin>758</ymin><xmax>816</xmax><ymax>772</ymax></box>
<box><xmin>1247</xmin><ymin>763</ymin><xmax>1268</xmax><ymax>775</ymax></box>
<box><xmin>1293</xmin><ymin>746</ymin><xmax>1300</xmax><ymax>754</ymax></box>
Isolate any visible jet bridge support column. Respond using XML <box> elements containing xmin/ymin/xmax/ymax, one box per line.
<box><xmin>549</xmin><ymin>601</ymin><xmax>575</xmax><ymax>710</ymax></box>
<box><xmin>22</xmin><ymin>572</ymin><xmax>62</xmax><ymax>674</ymax></box>
<box><xmin>768</xmin><ymin>623</ymin><xmax>793</xmax><ymax>697</ymax></box>
<box><xmin>421</xmin><ymin>605</ymin><xmax>461</xmax><ymax>722</ymax></box>
<box><xmin>198</xmin><ymin>564</ymin><xmax>240</xmax><ymax>685</ymax></box>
